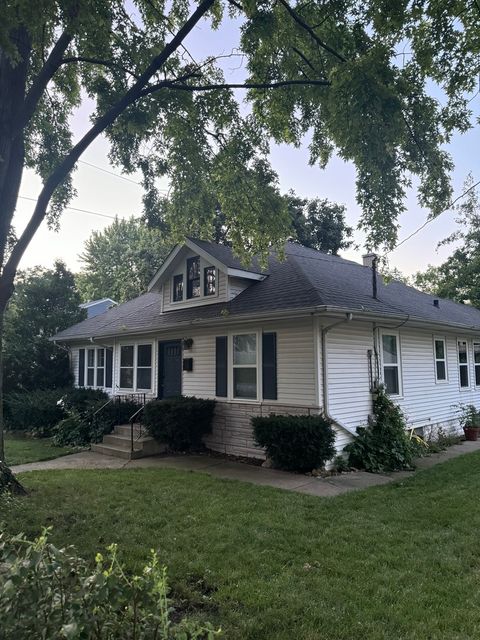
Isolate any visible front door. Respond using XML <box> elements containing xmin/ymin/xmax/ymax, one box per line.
<box><xmin>158</xmin><ymin>340</ymin><xmax>182</xmax><ymax>399</ymax></box>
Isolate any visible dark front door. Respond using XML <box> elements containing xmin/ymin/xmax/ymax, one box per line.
<box><xmin>158</xmin><ymin>340</ymin><xmax>182</xmax><ymax>399</ymax></box>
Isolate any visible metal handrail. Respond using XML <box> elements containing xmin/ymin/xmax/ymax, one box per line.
<box><xmin>129</xmin><ymin>403</ymin><xmax>146</xmax><ymax>453</ymax></box>
<box><xmin>92</xmin><ymin>397</ymin><xmax>113</xmax><ymax>417</ymax></box>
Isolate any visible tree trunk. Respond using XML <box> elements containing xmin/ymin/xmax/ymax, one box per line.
<box><xmin>0</xmin><ymin>460</ymin><xmax>26</xmax><ymax>495</ymax></box>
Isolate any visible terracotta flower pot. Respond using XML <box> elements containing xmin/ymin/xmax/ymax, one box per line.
<box><xmin>463</xmin><ymin>426</ymin><xmax>480</xmax><ymax>441</ymax></box>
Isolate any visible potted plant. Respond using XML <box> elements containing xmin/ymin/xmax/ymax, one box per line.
<box><xmin>457</xmin><ymin>404</ymin><xmax>480</xmax><ymax>441</ymax></box>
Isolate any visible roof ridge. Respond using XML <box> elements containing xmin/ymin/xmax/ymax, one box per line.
<box><xmin>286</xmin><ymin>251</ymin><xmax>325</xmax><ymax>306</ymax></box>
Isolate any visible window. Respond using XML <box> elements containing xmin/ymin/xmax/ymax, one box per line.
<box><xmin>434</xmin><ymin>338</ymin><xmax>447</xmax><ymax>382</ymax></box>
<box><xmin>173</xmin><ymin>274</ymin><xmax>183</xmax><ymax>302</ymax></box>
<box><xmin>187</xmin><ymin>256</ymin><xmax>200</xmax><ymax>298</ymax></box>
<box><xmin>381</xmin><ymin>333</ymin><xmax>401</xmax><ymax>395</ymax></box>
<box><xmin>233</xmin><ymin>334</ymin><xmax>257</xmax><ymax>399</ymax></box>
<box><xmin>204</xmin><ymin>266</ymin><xmax>216</xmax><ymax>296</ymax></box>
<box><xmin>87</xmin><ymin>349</ymin><xmax>95</xmax><ymax>386</ymax></box>
<box><xmin>137</xmin><ymin>344</ymin><xmax>152</xmax><ymax>390</ymax></box>
<box><xmin>80</xmin><ymin>347</ymin><xmax>110</xmax><ymax>388</ymax></box>
<box><xmin>119</xmin><ymin>344</ymin><xmax>152</xmax><ymax>390</ymax></box>
<box><xmin>120</xmin><ymin>345</ymin><xmax>134</xmax><ymax>388</ymax></box>
<box><xmin>96</xmin><ymin>348</ymin><xmax>105</xmax><ymax>387</ymax></box>
<box><xmin>458</xmin><ymin>340</ymin><xmax>470</xmax><ymax>388</ymax></box>
<box><xmin>474</xmin><ymin>342</ymin><xmax>480</xmax><ymax>387</ymax></box>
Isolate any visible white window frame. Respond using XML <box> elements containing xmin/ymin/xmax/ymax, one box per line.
<box><xmin>379</xmin><ymin>331</ymin><xmax>403</xmax><ymax>397</ymax></box>
<box><xmin>473</xmin><ymin>341</ymin><xmax>480</xmax><ymax>388</ymax></box>
<box><xmin>170</xmin><ymin>255</ymin><xmax>219</xmax><ymax>305</ymax></box>
<box><xmin>228</xmin><ymin>331</ymin><xmax>261</xmax><ymax>402</ymax></box>
<box><xmin>457</xmin><ymin>338</ymin><xmax>470</xmax><ymax>390</ymax></box>
<box><xmin>433</xmin><ymin>336</ymin><xmax>448</xmax><ymax>383</ymax></box>
<box><xmin>84</xmin><ymin>347</ymin><xmax>106</xmax><ymax>389</ymax></box>
<box><xmin>118</xmin><ymin>342</ymin><xmax>154</xmax><ymax>392</ymax></box>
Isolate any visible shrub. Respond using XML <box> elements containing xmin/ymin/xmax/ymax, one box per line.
<box><xmin>53</xmin><ymin>393</ymin><xmax>141</xmax><ymax>447</ymax></box>
<box><xmin>144</xmin><ymin>397</ymin><xmax>216</xmax><ymax>451</ymax></box>
<box><xmin>344</xmin><ymin>389</ymin><xmax>415</xmax><ymax>473</ymax></box>
<box><xmin>4</xmin><ymin>389</ymin><xmax>66</xmax><ymax>436</ymax></box>
<box><xmin>60</xmin><ymin>387</ymin><xmax>109</xmax><ymax>414</ymax></box>
<box><xmin>0</xmin><ymin>529</ymin><xmax>220</xmax><ymax>640</ymax></box>
<box><xmin>252</xmin><ymin>414</ymin><xmax>336</xmax><ymax>472</ymax></box>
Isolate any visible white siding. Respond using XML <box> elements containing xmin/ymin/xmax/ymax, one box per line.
<box><xmin>396</xmin><ymin>329</ymin><xmax>480</xmax><ymax>429</ymax></box>
<box><xmin>162</xmin><ymin>249</ymin><xmax>228</xmax><ymax>311</ymax></box>
<box><xmin>324</xmin><ymin>321</ymin><xmax>480</xmax><ymax>447</ymax></box>
<box><xmin>71</xmin><ymin>346</ymin><xmax>80</xmax><ymax>386</ymax></box>
<box><xmin>227</xmin><ymin>276</ymin><xmax>252</xmax><ymax>300</ymax></box>
<box><xmin>182</xmin><ymin>317</ymin><xmax>317</xmax><ymax>406</ymax></box>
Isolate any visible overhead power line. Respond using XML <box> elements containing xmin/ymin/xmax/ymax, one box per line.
<box><xmin>78</xmin><ymin>159</ymin><xmax>169</xmax><ymax>192</ymax></box>
<box><xmin>18</xmin><ymin>195</ymin><xmax>118</xmax><ymax>220</ymax></box>
<box><xmin>391</xmin><ymin>178</ymin><xmax>480</xmax><ymax>252</ymax></box>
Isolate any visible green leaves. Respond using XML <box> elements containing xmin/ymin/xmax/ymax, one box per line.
<box><xmin>0</xmin><ymin>529</ymin><xmax>221</xmax><ymax>639</ymax></box>
<box><xmin>76</xmin><ymin>217</ymin><xmax>171</xmax><ymax>302</ymax></box>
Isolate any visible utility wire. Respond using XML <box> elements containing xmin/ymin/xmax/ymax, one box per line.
<box><xmin>78</xmin><ymin>159</ymin><xmax>169</xmax><ymax>193</ymax></box>
<box><xmin>18</xmin><ymin>195</ymin><xmax>118</xmax><ymax>220</ymax></box>
<box><xmin>390</xmin><ymin>178</ymin><xmax>480</xmax><ymax>252</ymax></box>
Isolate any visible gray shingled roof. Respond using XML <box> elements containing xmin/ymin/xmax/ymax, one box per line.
<box><xmin>53</xmin><ymin>241</ymin><xmax>480</xmax><ymax>342</ymax></box>
<box><xmin>187</xmin><ymin>237</ymin><xmax>267</xmax><ymax>275</ymax></box>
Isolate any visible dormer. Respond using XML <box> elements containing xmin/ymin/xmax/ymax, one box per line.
<box><xmin>148</xmin><ymin>238</ymin><xmax>267</xmax><ymax>312</ymax></box>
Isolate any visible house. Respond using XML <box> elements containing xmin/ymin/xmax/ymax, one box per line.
<box><xmin>53</xmin><ymin>237</ymin><xmax>480</xmax><ymax>459</ymax></box>
<box><xmin>80</xmin><ymin>298</ymin><xmax>118</xmax><ymax>318</ymax></box>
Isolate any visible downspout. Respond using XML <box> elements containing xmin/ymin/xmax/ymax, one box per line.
<box><xmin>318</xmin><ymin>312</ymin><xmax>357</xmax><ymax>435</ymax></box>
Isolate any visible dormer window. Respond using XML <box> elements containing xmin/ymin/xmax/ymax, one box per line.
<box><xmin>187</xmin><ymin>256</ymin><xmax>200</xmax><ymax>298</ymax></box>
<box><xmin>204</xmin><ymin>266</ymin><xmax>216</xmax><ymax>296</ymax></box>
<box><xmin>169</xmin><ymin>253</ymin><xmax>219</xmax><ymax>304</ymax></box>
<box><xmin>173</xmin><ymin>274</ymin><xmax>183</xmax><ymax>302</ymax></box>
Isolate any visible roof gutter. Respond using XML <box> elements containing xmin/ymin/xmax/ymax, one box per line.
<box><xmin>51</xmin><ymin>304</ymin><xmax>480</xmax><ymax>344</ymax></box>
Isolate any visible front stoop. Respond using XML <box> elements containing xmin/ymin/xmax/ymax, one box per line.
<box><xmin>91</xmin><ymin>424</ymin><xmax>166</xmax><ymax>460</ymax></box>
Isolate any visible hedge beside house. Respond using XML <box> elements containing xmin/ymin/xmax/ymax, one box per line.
<box><xmin>252</xmin><ymin>414</ymin><xmax>336</xmax><ymax>472</ymax></box>
<box><xmin>144</xmin><ymin>397</ymin><xmax>216</xmax><ymax>451</ymax></box>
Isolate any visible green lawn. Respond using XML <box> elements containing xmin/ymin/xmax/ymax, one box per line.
<box><xmin>3</xmin><ymin>454</ymin><xmax>480</xmax><ymax>639</ymax></box>
<box><xmin>4</xmin><ymin>433</ymin><xmax>79</xmax><ymax>465</ymax></box>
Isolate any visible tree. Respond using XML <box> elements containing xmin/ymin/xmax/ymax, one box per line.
<box><xmin>146</xmin><ymin>191</ymin><xmax>354</xmax><ymax>254</ymax></box>
<box><xmin>414</xmin><ymin>177</ymin><xmax>480</xmax><ymax>307</ymax></box>
<box><xmin>286</xmin><ymin>192</ymin><xmax>353</xmax><ymax>254</ymax></box>
<box><xmin>77</xmin><ymin>217</ymin><xmax>170</xmax><ymax>303</ymax></box>
<box><xmin>0</xmin><ymin>1</ymin><xmax>476</xmax><ymax>464</ymax></box>
<box><xmin>3</xmin><ymin>261</ymin><xmax>85</xmax><ymax>393</ymax></box>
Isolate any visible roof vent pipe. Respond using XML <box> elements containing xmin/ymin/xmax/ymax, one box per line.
<box><xmin>433</xmin><ymin>299</ymin><xmax>440</xmax><ymax>308</ymax></box>
<box><xmin>362</xmin><ymin>253</ymin><xmax>377</xmax><ymax>269</ymax></box>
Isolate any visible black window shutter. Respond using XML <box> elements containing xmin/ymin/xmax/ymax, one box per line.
<box><xmin>105</xmin><ymin>348</ymin><xmax>113</xmax><ymax>388</ymax></box>
<box><xmin>215</xmin><ymin>336</ymin><xmax>228</xmax><ymax>397</ymax></box>
<box><xmin>78</xmin><ymin>348</ymin><xmax>85</xmax><ymax>387</ymax></box>
<box><xmin>262</xmin><ymin>332</ymin><xmax>277</xmax><ymax>400</ymax></box>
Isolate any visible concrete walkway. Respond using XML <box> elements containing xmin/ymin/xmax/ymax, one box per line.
<box><xmin>11</xmin><ymin>440</ymin><xmax>480</xmax><ymax>498</ymax></box>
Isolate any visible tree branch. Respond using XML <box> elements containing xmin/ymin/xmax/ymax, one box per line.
<box><xmin>292</xmin><ymin>47</ymin><xmax>318</xmax><ymax>74</ymax></box>
<box><xmin>2</xmin><ymin>0</ymin><xmax>216</xmax><ymax>301</ymax></box>
<box><xmin>278</xmin><ymin>0</ymin><xmax>347</xmax><ymax>63</ymax></box>
<box><xmin>21</xmin><ymin>30</ymin><xmax>74</xmax><ymax>130</ymax></box>
<box><xmin>139</xmin><ymin>77</ymin><xmax>330</xmax><ymax>97</ymax></box>
<box><xmin>60</xmin><ymin>56</ymin><xmax>140</xmax><ymax>79</ymax></box>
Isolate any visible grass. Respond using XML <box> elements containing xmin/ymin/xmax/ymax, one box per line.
<box><xmin>4</xmin><ymin>433</ymin><xmax>80</xmax><ymax>465</ymax></box>
<box><xmin>3</xmin><ymin>454</ymin><xmax>480</xmax><ymax>639</ymax></box>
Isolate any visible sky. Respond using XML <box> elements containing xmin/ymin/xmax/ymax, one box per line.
<box><xmin>13</xmin><ymin>10</ymin><xmax>479</xmax><ymax>277</ymax></box>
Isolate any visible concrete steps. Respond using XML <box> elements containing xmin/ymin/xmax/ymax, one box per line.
<box><xmin>91</xmin><ymin>423</ymin><xmax>166</xmax><ymax>460</ymax></box>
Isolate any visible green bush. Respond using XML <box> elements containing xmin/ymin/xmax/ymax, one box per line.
<box><xmin>60</xmin><ymin>387</ymin><xmax>109</xmax><ymax>414</ymax></box>
<box><xmin>4</xmin><ymin>389</ymin><xmax>66</xmax><ymax>436</ymax></box>
<box><xmin>144</xmin><ymin>397</ymin><xmax>216</xmax><ymax>451</ymax></box>
<box><xmin>0</xmin><ymin>529</ymin><xmax>220</xmax><ymax>640</ymax></box>
<box><xmin>252</xmin><ymin>414</ymin><xmax>336</xmax><ymax>472</ymax></box>
<box><xmin>4</xmin><ymin>388</ymin><xmax>110</xmax><ymax>438</ymax></box>
<box><xmin>53</xmin><ymin>399</ymin><xmax>142</xmax><ymax>447</ymax></box>
<box><xmin>345</xmin><ymin>389</ymin><xmax>415</xmax><ymax>472</ymax></box>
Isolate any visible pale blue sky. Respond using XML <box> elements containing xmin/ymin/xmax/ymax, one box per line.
<box><xmin>14</xmin><ymin>13</ymin><xmax>479</xmax><ymax>276</ymax></box>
